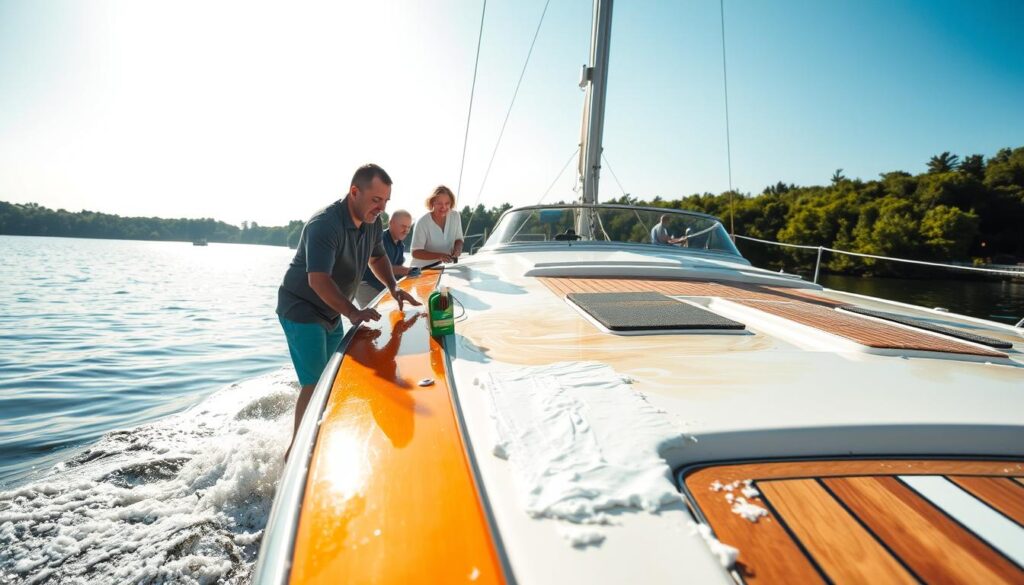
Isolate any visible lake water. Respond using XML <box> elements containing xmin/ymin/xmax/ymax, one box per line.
<box><xmin>819</xmin><ymin>273</ymin><xmax>1024</xmax><ymax>325</ymax></box>
<box><xmin>0</xmin><ymin>236</ymin><xmax>298</xmax><ymax>583</ymax></box>
<box><xmin>1</xmin><ymin>236</ymin><xmax>1021</xmax><ymax>584</ymax></box>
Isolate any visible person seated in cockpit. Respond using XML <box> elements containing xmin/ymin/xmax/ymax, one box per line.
<box><xmin>650</xmin><ymin>214</ymin><xmax>687</xmax><ymax>245</ymax></box>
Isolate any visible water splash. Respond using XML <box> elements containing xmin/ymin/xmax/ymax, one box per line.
<box><xmin>0</xmin><ymin>369</ymin><xmax>298</xmax><ymax>584</ymax></box>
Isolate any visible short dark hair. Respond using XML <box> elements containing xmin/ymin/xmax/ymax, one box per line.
<box><xmin>350</xmin><ymin>163</ymin><xmax>393</xmax><ymax>190</ymax></box>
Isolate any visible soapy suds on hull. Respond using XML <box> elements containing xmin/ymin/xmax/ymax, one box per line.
<box><xmin>479</xmin><ymin>361</ymin><xmax>692</xmax><ymax>545</ymax></box>
<box><xmin>730</xmin><ymin>497</ymin><xmax>768</xmax><ymax>523</ymax></box>
<box><xmin>692</xmin><ymin>523</ymin><xmax>739</xmax><ymax>569</ymax></box>
<box><xmin>0</xmin><ymin>369</ymin><xmax>298</xmax><ymax>585</ymax></box>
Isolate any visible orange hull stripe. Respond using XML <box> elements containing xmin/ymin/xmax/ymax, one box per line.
<box><xmin>290</xmin><ymin>273</ymin><xmax>505</xmax><ymax>584</ymax></box>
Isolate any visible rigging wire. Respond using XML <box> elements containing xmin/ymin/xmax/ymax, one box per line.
<box><xmin>537</xmin><ymin>147</ymin><xmax>581</xmax><ymax>204</ymax></box>
<box><xmin>456</xmin><ymin>0</ymin><xmax>488</xmax><ymax>200</ymax></box>
<box><xmin>601</xmin><ymin>153</ymin><xmax>648</xmax><ymax>232</ymax></box>
<box><xmin>719</xmin><ymin>0</ymin><xmax>736</xmax><ymax>237</ymax></box>
<box><xmin>601</xmin><ymin>153</ymin><xmax>628</xmax><ymax>200</ymax></box>
<box><xmin>465</xmin><ymin>0</ymin><xmax>552</xmax><ymax>235</ymax></box>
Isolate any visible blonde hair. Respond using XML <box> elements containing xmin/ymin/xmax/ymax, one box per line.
<box><xmin>425</xmin><ymin>185</ymin><xmax>456</xmax><ymax>210</ymax></box>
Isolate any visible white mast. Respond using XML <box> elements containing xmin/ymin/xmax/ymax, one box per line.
<box><xmin>576</xmin><ymin>0</ymin><xmax>613</xmax><ymax>239</ymax></box>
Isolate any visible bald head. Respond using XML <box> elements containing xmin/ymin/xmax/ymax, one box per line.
<box><xmin>388</xmin><ymin>209</ymin><xmax>412</xmax><ymax>242</ymax></box>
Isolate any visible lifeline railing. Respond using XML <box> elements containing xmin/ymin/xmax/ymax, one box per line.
<box><xmin>733</xmin><ymin>234</ymin><xmax>1024</xmax><ymax>328</ymax></box>
<box><xmin>465</xmin><ymin>231</ymin><xmax>488</xmax><ymax>254</ymax></box>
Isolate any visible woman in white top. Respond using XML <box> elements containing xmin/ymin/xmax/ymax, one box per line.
<box><xmin>410</xmin><ymin>185</ymin><xmax>464</xmax><ymax>268</ymax></box>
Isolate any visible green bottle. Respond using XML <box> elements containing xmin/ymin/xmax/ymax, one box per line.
<box><xmin>428</xmin><ymin>286</ymin><xmax>455</xmax><ymax>337</ymax></box>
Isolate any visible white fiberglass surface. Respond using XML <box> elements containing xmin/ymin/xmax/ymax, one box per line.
<box><xmin>900</xmin><ymin>475</ymin><xmax>1024</xmax><ymax>566</ymax></box>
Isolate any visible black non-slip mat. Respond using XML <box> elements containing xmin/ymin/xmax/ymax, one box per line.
<box><xmin>842</xmin><ymin>306</ymin><xmax>1012</xmax><ymax>349</ymax></box>
<box><xmin>567</xmin><ymin>291</ymin><xmax>745</xmax><ymax>331</ymax></box>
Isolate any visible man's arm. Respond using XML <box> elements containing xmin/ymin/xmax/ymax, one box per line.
<box><xmin>366</xmin><ymin>255</ymin><xmax>421</xmax><ymax>311</ymax></box>
<box><xmin>308</xmin><ymin>272</ymin><xmax>379</xmax><ymax>323</ymax></box>
<box><xmin>367</xmin><ymin>254</ymin><xmax>398</xmax><ymax>292</ymax></box>
<box><xmin>411</xmin><ymin>249</ymin><xmax>454</xmax><ymax>262</ymax></box>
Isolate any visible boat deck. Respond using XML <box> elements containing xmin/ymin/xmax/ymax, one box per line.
<box><xmin>540</xmin><ymin>276</ymin><xmax>1008</xmax><ymax>357</ymax></box>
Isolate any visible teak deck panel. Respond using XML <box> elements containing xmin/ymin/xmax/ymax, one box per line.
<box><xmin>738</xmin><ymin>299</ymin><xmax>1006</xmax><ymax>357</ymax></box>
<box><xmin>684</xmin><ymin>460</ymin><xmax>1024</xmax><ymax>585</ymax></box>
<box><xmin>539</xmin><ymin>277</ymin><xmax>1008</xmax><ymax>357</ymax></box>
<box><xmin>949</xmin><ymin>476</ymin><xmax>1024</xmax><ymax>526</ymax></box>
<box><xmin>758</xmin><ymin>479</ymin><xmax>917</xmax><ymax>584</ymax></box>
<box><xmin>824</xmin><ymin>476</ymin><xmax>1022</xmax><ymax>584</ymax></box>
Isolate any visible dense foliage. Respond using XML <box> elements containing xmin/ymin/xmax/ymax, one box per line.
<box><xmin>0</xmin><ymin>202</ymin><xmax>304</xmax><ymax>248</ymax></box>
<box><xmin>3</xmin><ymin>147</ymin><xmax>1021</xmax><ymax>276</ymax></box>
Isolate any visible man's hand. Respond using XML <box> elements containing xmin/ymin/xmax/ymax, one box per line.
<box><xmin>390</xmin><ymin>288</ymin><xmax>422</xmax><ymax>312</ymax></box>
<box><xmin>349</xmin><ymin>307</ymin><xmax>382</xmax><ymax>326</ymax></box>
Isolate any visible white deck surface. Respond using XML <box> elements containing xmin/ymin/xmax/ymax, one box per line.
<box><xmin>440</xmin><ymin>245</ymin><xmax>1024</xmax><ymax>585</ymax></box>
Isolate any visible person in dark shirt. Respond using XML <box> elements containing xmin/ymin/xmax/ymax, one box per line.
<box><xmin>276</xmin><ymin>163</ymin><xmax>420</xmax><ymax>459</ymax></box>
<box><xmin>355</xmin><ymin>209</ymin><xmax>419</xmax><ymax>307</ymax></box>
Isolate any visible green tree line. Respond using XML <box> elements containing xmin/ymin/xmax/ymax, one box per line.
<box><xmin>0</xmin><ymin>201</ymin><xmax>305</xmax><ymax>248</ymax></box>
<box><xmin>3</xmin><ymin>146</ymin><xmax>1021</xmax><ymax>276</ymax></box>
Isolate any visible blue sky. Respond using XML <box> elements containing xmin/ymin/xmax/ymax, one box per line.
<box><xmin>0</xmin><ymin>0</ymin><xmax>1021</xmax><ymax>226</ymax></box>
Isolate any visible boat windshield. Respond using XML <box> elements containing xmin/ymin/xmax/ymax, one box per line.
<box><xmin>480</xmin><ymin>205</ymin><xmax>742</xmax><ymax>257</ymax></box>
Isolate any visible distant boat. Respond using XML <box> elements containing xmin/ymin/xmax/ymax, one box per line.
<box><xmin>192</xmin><ymin>239</ymin><xmax>208</xmax><ymax>246</ymax></box>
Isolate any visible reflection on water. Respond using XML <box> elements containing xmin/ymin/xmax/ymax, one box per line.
<box><xmin>819</xmin><ymin>274</ymin><xmax>1024</xmax><ymax>325</ymax></box>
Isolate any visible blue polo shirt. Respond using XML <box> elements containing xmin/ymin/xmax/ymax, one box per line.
<box><xmin>362</xmin><ymin>228</ymin><xmax>405</xmax><ymax>291</ymax></box>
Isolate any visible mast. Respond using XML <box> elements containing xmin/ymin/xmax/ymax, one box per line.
<box><xmin>576</xmin><ymin>0</ymin><xmax>613</xmax><ymax>239</ymax></box>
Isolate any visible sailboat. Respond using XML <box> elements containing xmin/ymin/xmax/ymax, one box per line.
<box><xmin>254</xmin><ymin>1</ymin><xmax>1024</xmax><ymax>583</ymax></box>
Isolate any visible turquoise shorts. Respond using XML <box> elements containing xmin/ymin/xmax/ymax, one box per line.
<box><xmin>279</xmin><ymin>316</ymin><xmax>347</xmax><ymax>386</ymax></box>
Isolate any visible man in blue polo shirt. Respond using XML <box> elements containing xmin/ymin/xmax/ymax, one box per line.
<box><xmin>277</xmin><ymin>163</ymin><xmax>420</xmax><ymax>459</ymax></box>
<box><xmin>354</xmin><ymin>209</ymin><xmax>419</xmax><ymax>307</ymax></box>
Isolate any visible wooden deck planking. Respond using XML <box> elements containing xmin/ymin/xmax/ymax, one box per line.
<box><xmin>685</xmin><ymin>460</ymin><xmax>1024</xmax><ymax>487</ymax></box>
<box><xmin>539</xmin><ymin>276</ymin><xmax>844</xmax><ymax>306</ymax></box>
<box><xmin>685</xmin><ymin>460</ymin><xmax>1024</xmax><ymax>584</ymax></box>
<box><xmin>758</xmin><ymin>479</ymin><xmax>917</xmax><ymax>584</ymax></box>
<box><xmin>823</xmin><ymin>476</ymin><xmax>1024</xmax><ymax>584</ymax></box>
<box><xmin>736</xmin><ymin>299</ymin><xmax>1006</xmax><ymax>357</ymax></box>
<box><xmin>684</xmin><ymin>479</ymin><xmax>825</xmax><ymax>583</ymax></box>
<box><xmin>949</xmin><ymin>476</ymin><xmax>1024</xmax><ymax>526</ymax></box>
<box><xmin>539</xmin><ymin>276</ymin><xmax>1008</xmax><ymax>357</ymax></box>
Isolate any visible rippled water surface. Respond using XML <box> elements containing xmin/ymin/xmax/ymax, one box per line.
<box><xmin>1</xmin><ymin>236</ymin><xmax>298</xmax><ymax>583</ymax></box>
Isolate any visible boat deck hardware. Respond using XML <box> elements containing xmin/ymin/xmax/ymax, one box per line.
<box><xmin>567</xmin><ymin>291</ymin><xmax>745</xmax><ymax>332</ymax></box>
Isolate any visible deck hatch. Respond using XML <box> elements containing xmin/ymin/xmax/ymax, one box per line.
<box><xmin>841</xmin><ymin>306</ymin><xmax>1013</xmax><ymax>349</ymax></box>
<box><xmin>680</xmin><ymin>459</ymin><xmax>1024</xmax><ymax>584</ymax></box>
<box><xmin>566</xmin><ymin>291</ymin><xmax>745</xmax><ymax>331</ymax></box>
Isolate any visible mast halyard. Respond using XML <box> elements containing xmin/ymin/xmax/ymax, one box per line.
<box><xmin>576</xmin><ymin>0</ymin><xmax>613</xmax><ymax>239</ymax></box>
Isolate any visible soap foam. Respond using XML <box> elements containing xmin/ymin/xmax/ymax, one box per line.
<box><xmin>480</xmin><ymin>361</ymin><xmax>692</xmax><ymax>535</ymax></box>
